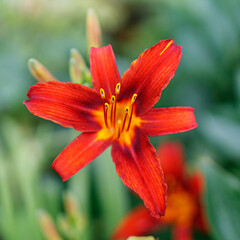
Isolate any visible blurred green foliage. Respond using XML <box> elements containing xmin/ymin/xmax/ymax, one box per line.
<box><xmin>0</xmin><ymin>0</ymin><xmax>240</xmax><ymax>239</ymax></box>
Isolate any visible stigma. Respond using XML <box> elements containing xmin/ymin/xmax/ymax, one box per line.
<box><xmin>99</xmin><ymin>83</ymin><xmax>137</xmax><ymax>138</ymax></box>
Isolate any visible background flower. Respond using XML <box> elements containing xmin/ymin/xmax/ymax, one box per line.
<box><xmin>112</xmin><ymin>142</ymin><xmax>209</xmax><ymax>240</ymax></box>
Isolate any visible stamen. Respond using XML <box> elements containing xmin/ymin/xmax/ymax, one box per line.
<box><xmin>111</xmin><ymin>95</ymin><xmax>115</xmax><ymax>103</ymax></box>
<box><xmin>104</xmin><ymin>103</ymin><xmax>109</xmax><ymax>128</ymax></box>
<box><xmin>110</xmin><ymin>96</ymin><xmax>115</xmax><ymax>126</ymax></box>
<box><xmin>121</xmin><ymin>107</ymin><xmax>129</xmax><ymax>132</ymax></box>
<box><xmin>127</xmin><ymin>93</ymin><xmax>137</xmax><ymax>131</ymax></box>
<box><xmin>114</xmin><ymin>101</ymin><xmax>117</xmax><ymax>128</ymax></box>
<box><xmin>100</xmin><ymin>88</ymin><xmax>105</xmax><ymax>99</ymax></box>
<box><xmin>131</xmin><ymin>94</ymin><xmax>137</xmax><ymax>104</ymax></box>
<box><xmin>117</xmin><ymin>121</ymin><xmax>121</xmax><ymax>138</ymax></box>
<box><xmin>115</xmin><ymin>83</ymin><xmax>121</xmax><ymax>95</ymax></box>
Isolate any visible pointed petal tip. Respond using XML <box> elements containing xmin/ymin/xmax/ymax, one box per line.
<box><xmin>90</xmin><ymin>44</ymin><xmax>121</xmax><ymax>98</ymax></box>
<box><xmin>120</xmin><ymin>39</ymin><xmax>183</xmax><ymax>114</ymax></box>
<box><xmin>50</xmin><ymin>132</ymin><xmax>112</xmax><ymax>183</ymax></box>
<box><xmin>23</xmin><ymin>81</ymin><xmax>103</xmax><ymax>132</ymax></box>
<box><xmin>150</xmin><ymin>181</ymin><xmax>168</xmax><ymax>218</ymax></box>
<box><xmin>141</xmin><ymin>107</ymin><xmax>198</xmax><ymax>136</ymax></box>
<box><xmin>90</xmin><ymin>43</ymin><xmax>112</xmax><ymax>52</ymax></box>
<box><xmin>112</xmin><ymin>129</ymin><xmax>168</xmax><ymax>219</ymax></box>
<box><xmin>51</xmin><ymin>162</ymin><xmax>69</xmax><ymax>182</ymax></box>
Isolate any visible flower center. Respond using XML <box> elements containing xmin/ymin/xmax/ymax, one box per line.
<box><xmin>99</xmin><ymin>83</ymin><xmax>137</xmax><ymax>138</ymax></box>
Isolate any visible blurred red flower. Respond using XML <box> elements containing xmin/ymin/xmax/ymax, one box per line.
<box><xmin>112</xmin><ymin>142</ymin><xmax>208</xmax><ymax>240</ymax></box>
<box><xmin>24</xmin><ymin>40</ymin><xmax>197</xmax><ymax>217</ymax></box>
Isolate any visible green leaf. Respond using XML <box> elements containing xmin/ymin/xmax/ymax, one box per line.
<box><xmin>200</xmin><ymin>159</ymin><xmax>240</xmax><ymax>240</ymax></box>
<box><xmin>94</xmin><ymin>148</ymin><xmax>129</xmax><ymax>238</ymax></box>
<box><xmin>199</xmin><ymin>113</ymin><xmax>240</xmax><ymax>160</ymax></box>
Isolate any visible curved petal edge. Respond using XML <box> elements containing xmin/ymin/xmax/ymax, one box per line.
<box><xmin>111</xmin><ymin>128</ymin><xmax>167</xmax><ymax>218</ymax></box>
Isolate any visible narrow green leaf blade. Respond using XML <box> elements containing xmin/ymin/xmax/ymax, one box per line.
<box><xmin>201</xmin><ymin>159</ymin><xmax>240</xmax><ymax>240</ymax></box>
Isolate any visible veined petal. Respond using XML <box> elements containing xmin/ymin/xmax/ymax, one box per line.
<box><xmin>111</xmin><ymin>128</ymin><xmax>167</xmax><ymax>218</ymax></box>
<box><xmin>157</xmin><ymin>142</ymin><xmax>185</xmax><ymax>181</ymax></box>
<box><xmin>141</xmin><ymin>107</ymin><xmax>198</xmax><ymax>136</ymax></box>
<box><xmin>52</xmin><ymin>131</ymin><xmax>112</xmax><ymax>181</ymax></box>
<box><xmin>90</xmin><ymin>45</ymin><xmax>121</xmax><ymax>99</ymax></box>
<box><xmin>120</xmin><ymin>39</ymin><xmax>182</xmax><ymax>115</ymax></box>
<box><xmin>111</xmin><ymin>206</ymin><xmax>161</xmax><ymax>240</ymax></box>
<box><xmin>24</xmin><ymin>81</ymin><xmax>102</xmax><ymax>132</ymax></box>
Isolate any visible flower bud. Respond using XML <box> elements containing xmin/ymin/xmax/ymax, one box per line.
<box><xmin>37</xmin><ymin>210</ymin><xmax>62</xmax><ymax>240</ymax></box>
<box><xmin>63</xmin><ymin>192</ymin><xmax>79</xmax><ymax>218</ymax></box>
<box><xmin>86</xmin><ymin>8</ymin><xmax>102</xmax><ymax>52</ymax></box>
<box><xmin>28</xmin><ymin>58</ymin><xmax>57</xmax><ymax>82</ymax></box>
<box><xmin>69</xmin><ymin>49</ymin><xmax>91</xmax><ymax>84</ymax></box>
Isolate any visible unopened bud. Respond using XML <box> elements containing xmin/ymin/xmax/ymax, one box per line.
<box><xmin>58</xmin><ymin>215</ymin><xmax>70</xmax><ymax>234</ymax></box>
<box><xmin>37</xmin><ymin>210</ymin><xmax>62</xmax><ymax>240</ymax></box>
<box><xmin>69</xmin><ymin>49</ymin><xmax>90</xmax><ymax>84</ymax></box>
<box><xmin>63</xmin><ymin>192</ymin><xmax>79</xmax><ymax>218</ymax></box>
<box><xmin>28</xmin><ymin>58</ymin><xmax>57</xmax><ymax>82</ymax></box>
<box><xmin>86</xmin><ymin>8</ymin><xmax>102</xmax><ymax>52</ymax></box>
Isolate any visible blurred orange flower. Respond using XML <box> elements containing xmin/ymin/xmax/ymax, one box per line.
<box><xmin>112</xmin><ymin>142</ymin><xmax>208</xmax><ymax>240</ymax></box>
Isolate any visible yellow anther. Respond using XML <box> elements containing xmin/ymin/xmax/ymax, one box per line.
<box><xmin>100</xmin><ymin>88</ymin><xmax>105</xmax><ymax>99</ymax></box>
<box><xmin>104</xmin><ymin>103</ymin><xmax>109</xmax><ymax>110</ymax></box>
<box><xmin>115</xmin><ymin>83</ymin><xmax>121</xmax><ymax>94</ymax></box>
<box><xmin>111</xmin><ymin>95</ymin><xmax>115</xmax><ymax>103</ymax></box>
<box><xmin>131</xmin><ymin>94</ymin><xmax>137</xmax><ymax>104</ymax></box>
<box><xmin>125</xmin><ymin>107</ymin><xmax>129</xmax><ymax>113</ymax></box>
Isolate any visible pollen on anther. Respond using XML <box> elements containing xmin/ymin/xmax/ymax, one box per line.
<box><xmin>100</xmin><ymin>88</ymin><xmax>105</xmax><ymax>99</ymax></box>
<box><xmin>115</xmin><ymin>83</ymin><xmax>121</xmax><ymax>94</ymax></box>
<box><xmin>104</xmin><ymin>103</ymin><xmax>109</xmax><ymax>110</ymax></box>
<box><xmin>111</xmin><ymin>95</ymin><xmax>115</xmax><ymax>103</ymax></box>
<box><xmin>131</xmin><ymin>94</ymin><xmax>137</xmax><ymax>104</ymax></box>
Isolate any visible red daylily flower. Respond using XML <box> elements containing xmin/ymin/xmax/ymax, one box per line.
<box><xmin>112</xmin><ymin>142</ymin><xmax>208</xmax><ymax>240</ymax></box>
<box><xmin>24</xmin><ymin>39</ymin><xmax>198</xmax><ymax>217</ymax></box>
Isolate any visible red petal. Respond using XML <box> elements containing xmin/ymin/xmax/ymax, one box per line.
<box><xmin>111</xmin><ymin>128</ymin><xmax>167</xmax><ymax>218</ymax></box>
<box><xmin>141</xmin><ymin>107</ymin><xmax>198</xmax><ymax>136</ymax></box>
<box><xmin>90</xmin><ymin>45</ymin><xmax>121</xmax><ymax>100</ymax></box>
<box><xmin>187</xmin><ymin>171</ymin><xmax>204</xmax><ymax>197</ymax></box>
<box><xmin>51</xmin><ymin>132</ymin><xmax>112</xmax><ymax>181</ymax></box>
<box><xmin>173</xmin><ymin>225</ymin><xmax>193</xmax><ymax>240</ymax></box>
<box><xmin>24</xmin><ymin>81</ymin><xmax>102</xmax><ymax>132</ymax></box>
<box><xmin>157</xmin><ymin>142</ymin><xmax>185</xmax><ymax>181</ymax></box>
<box><xmin>194</xmin><ymin>205</ymin><xmax>209</xmax><ymax>233</ymax></box>
<box><xmin>120</xmin><ymin>39</ymin><xmax>182</xmax><ymax>115</ymax></box>
<box><xmin>111</xmin><ymin>206</ymin><xmax>160</xmax><ymax>240</ymax></box>
<box><xmin>188</xmin><ymin>172</ymin><xmax>209</xmax><ymax>233</ymax></box>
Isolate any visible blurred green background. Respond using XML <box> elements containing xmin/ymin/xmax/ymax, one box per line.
<box><xmin>0</xmin><ymin>0</ymin><xmax>240</xmax><ymax>239</ymax></box>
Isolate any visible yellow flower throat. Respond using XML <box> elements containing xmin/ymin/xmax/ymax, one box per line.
<box><xmin>99</xmin><ymin>83</ymin><xmax>138</xmax><ymax>139</ymax></box>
